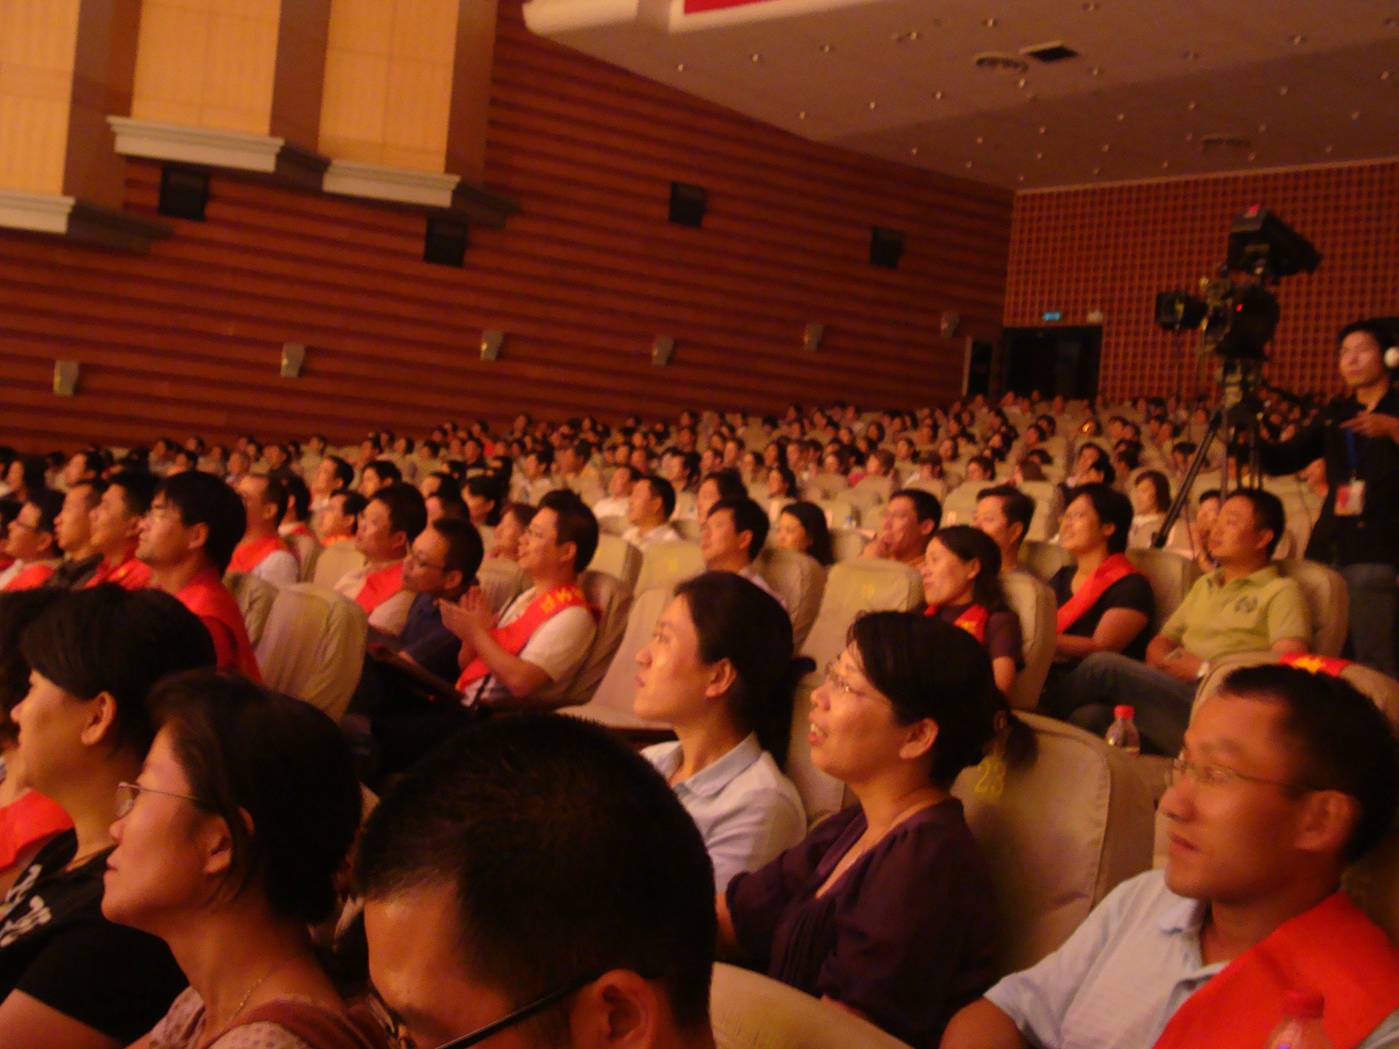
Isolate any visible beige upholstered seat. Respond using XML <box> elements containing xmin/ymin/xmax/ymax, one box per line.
<box><xmin>1125</xmin><ymin>547</ymin><xmax>1201</xmax><ymax>634</ymax></box>
<box><xmin>755</xmin><ymin>548</ymin><xmax>826</xmax><ymax>650</ymax></box>
<box><xmin>799</xmin><ymin>559</ymin><xmax>925</xmax><ymax>671</ymax></box>
<box><xmin>1001</xmin><ymin>571</ymin><xmax>1057</xmax><ymax>711</ymax></box>
<box><xmin>1019</xmin><ymin>480</ymin><xmax>1062</xmax><ymax>542</ymax></box>
<box><xmin>846</xmin><ymin>481</ymin><xmax>888</xmax><ymax>515</ymax></box>
<box><xmin>254</xmin><ymin>583</ymin><xmax>368</xmax><ymax>721</ymax></box>
<box><xmin>596</xmin><ymin>514</ymin><xmax>626</xmax><ymax>536</ymax></box>
<box><xmin>560</xmin><ymin>585</ymin><xmax>672</xmax><ymax>731</ymax></box>
<box><xmin>287</xmin><ymin>532</ymin><xmax>322</xmax><ymax>582</ymax></box>
<box><xmin>939</xmin><ymin>482</ymin><xmax>985</xmax><ymax>526</ymax></box>
<box><xmin>635</xmin><ymin>539</ymin><xmax>705</xmax><ymax>594</ymax></box>
<box><xmin>588</xmin><ymin>533</ymin><xmax>641</xmax><ymax>592</ymax></box>
<box><xmin>224</xmin><ymin>571</ymin><xmax>278</xmax><ymax>648</ymax></box>
<box><xmin>1021</xmin><ymin>539</ymin><xmax>1074</xmax><ymax>583</ymax></box>
<box><xmin>830</xmin><ymin>528</ymin><xmax>867</xmax><ymax>562</ymax></box>
<box><xmin>710</xmin><ymin>962</ymin><xmax>913</xmax><ymax>1049</ymax></box>
<box><xmin>477</xmin><ymin>557</ymin><xmax>527</xmax><ymax>616</ymax></box>
<box><xmin>806</xmin><ymin>474</ymin><xmax>852</xmax><ymax>500</ymax></box>
<box><xmin>311</xmin><ymin>543</ymin><xmax>366</xmax><ymax>589</ymax></box>
<box><xmin>952</xmin><ymin>713</ymin><xmax>1156</xmax><ymax>976</ymax></box>
<box><xmin>782</xmin><ymin>670</ymin><xmax>844</xmax><ymax>826</ymax></box>
<box><xmin>561</xmin><ymin>570</ymin><xmax>633</xmax><ymax>708</ymax></box>
<box><xmin>673</xmin><ymin>491</ymin><xmax>696</xmax><ymax>519</ymax></box>
<box><xmin>862</xmin><ymin>504</ymin><xmax>886</xmax><ymax>535</ymax></box>
<box><xmin>1275</xmin><ymin>558</ymin><xmax>1347</xmax><ymax>656</ymax></box>
<box><xmin>672</xmin><ymin>517</ymin><xmax>701</xmax><ymax>542</ymax></box>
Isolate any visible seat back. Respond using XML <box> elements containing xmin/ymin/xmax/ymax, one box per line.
<box><xmin>862</xmin><ymin>504</ymin><xmax>886</xmax><ymax>535</ymax></box>
<box><xmin>1001</xmin><ymin>572</ymin><xmax>1056</xmax><ymax>711</ymax></box>
<box><xmin>588</xmin><ymin>534</ymin><xmax>641</xmax><ymax>592</ymax></box>
<box><xmin>254</xmin><ymin>583</ymin><xmax>368</xmax><ymax>721</ymax></box>
<box><xmin>756</xmin><ymin>548</ymin><xmax>826</xmax><ymax>650</ymax></box>
<box><xmin>597</xmin><ymin>514</ymin><xmax>626</xmax><ymax>536</ymax></box>
<box><xmin>940</xmin><ymin>482</ymin><xmax>985</xmax><ymax>526</ymax></box>
<box><xmin>672</xmin><ymin>517</ymin><xmax>701</xmax><ymax>542</ymax></box>
<box><xmin>807</xmin><ymin>474</ymin><xmax>851</xmax><ymax>500</ymax></box>
<box><xmin>800</xmin><ymin>559</ymin><xmax>924</xmax><ymax>670</ymax></box>
<box><xmin>477</xmin><ymin>557</ymin><xmax>527</xmax><ymax>615</ymax></box>
<box><xmin>1275</xmin><ymin>558</ymin><xmax>1347</xmax><ymax>656</ymax></box>
<box><xmin>845</xmin><ymin>482</ymin><xmax>887</xmax><ymax>514</ymax></box>
<box><xmin>1019</xmin><ymin>480</ymin><xmax>1061</xmax><ymax>542</ymax></box>
<box><xmin>782</xmin><ymin>671</ymin><xmax>844</xmax><ymax>826</ymax></box>
<box><xmin>830</xmin><ymin>528</ymin><xmax>867</xmax><ymax>562</ymax></box>
<box><xmin>312</xmin><ymin>543</ymin><xmax>366</xmax><ymax>589</ymax></box>
<box><xmin>952</xmin><ymin>713</ymin><xmax>1156</xmax><ymax>976</ymax></box>
<box><xmin>287</xmin><ymin>532</ymin><xmax>322</xmax><ymax>582</ymax></box>
<box><xmin>709</xmin><ymin>963</ymin><xmax>913</xmax><ymax>1049</ymax></box>
<box><xmin>1125</xmin><ymin>547</ymin><xmax>1200</xmax><ymax>634</ymax></box>
<box><xmin>1021</xmin><ymin>539</ymin><xmax>1074</xmax><ymax>583</ymax></box>
<box><xmin>561</xmin><ymin>585</ymin><xmax>672</xmax><ymax>729</ymax></box>
<box><xmin>561</xmin><ymin>570</ymin><xmax>632</xmax><ymax>707</ymax></box>
<box><xmin>224</xmin><ymin>571</ymin><xmax>279</xmax><ymax>648</ymax></box>
<box><xmin>635</xmin><ymin>540</ymin><xmax>705</xmax><ymax>594</ymax></box>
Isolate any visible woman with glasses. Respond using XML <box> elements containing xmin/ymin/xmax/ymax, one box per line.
<box><xmin>717</xmin><ymin>612</ymin><xmax>1013</xmax><ymax>1049</ymax></box>
<box><xmin>104</xmin><ymin>670</ymin><xmax>374</xmax><ymax>1048</ymax></box>
<box><xmin>0</xmin><ymin>585</ymin><xmax>215</xmax><ymax>1048</ymax></box>
<box><xmin>633</xmin><ymin>572</ymin><xmax>809</xmax><ymax>891</ymax></box>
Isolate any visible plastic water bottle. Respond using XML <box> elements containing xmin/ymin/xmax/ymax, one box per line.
<box><xmin>1264</xmin><ymin>991</ymin><xmax>1333</xmax><ymax>1049</ymax></box>
<box><xmin>1104</xmin><ymin>705</ymin><xmax>1141</xmax><ymax>755</ymax></box>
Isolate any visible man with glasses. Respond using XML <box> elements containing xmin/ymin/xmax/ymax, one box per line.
<box><xmin>942</xmin><ymin>663</ymin><xmax>1399</xmax><ymax>1049</ymax></box>
<box><xmin>355</xmin><ymin>713</ymin><xmax>718</xmax><ymax>1049</ymax></box>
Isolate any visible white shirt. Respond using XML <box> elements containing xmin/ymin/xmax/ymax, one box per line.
<box><xmin>622</xmin><ymin>523</ymin><xmax>681</xmax><ymax>550</ymax></box>
<box><xmin>643</xmin><ymin>734</ymin><xmax>806</xmax><ymax>891</ymax></box>
<box><xmin>465</xmin><ymin>585</ymin><xmax>597</xmax><ymax>708</ymax></box>
<box><xmin>248</xmin><ymin>549</ymin><xmax>298</xmax><ymax>588</ymax></box>
<box><xmin>590</xmin><ymin>495</ymin><xmax>629</xmax><ymax>521</ymax></box>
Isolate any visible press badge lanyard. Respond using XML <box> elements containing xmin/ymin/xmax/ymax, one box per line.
<box><xmin>1337</xmin><ymin>416</ymin><xmax>1366</xmax><ymax>516</ymax></box>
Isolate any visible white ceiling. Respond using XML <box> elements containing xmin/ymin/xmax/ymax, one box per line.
<box><xmin>524</xmin><ymin>0</ymin><xmax>1399</xmax><ymax>189</ymax></box>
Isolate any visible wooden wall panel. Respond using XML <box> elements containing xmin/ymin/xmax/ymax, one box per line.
<box><xmin>0</xmin><ymin>0</ymin><xmax>1011</xmax><ymax>451</ymax></box>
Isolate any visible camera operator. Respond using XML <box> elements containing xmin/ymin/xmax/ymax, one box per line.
<box><xmin>1256</xmin><ymin>319</ymin><xmax>1399</xmax><ymax>674</ymax></box>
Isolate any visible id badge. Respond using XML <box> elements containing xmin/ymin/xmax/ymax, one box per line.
<box><xmin>1336</xmin><ymin>480</ymin><xmax>1366</xmax><ymax>516</ymax></box>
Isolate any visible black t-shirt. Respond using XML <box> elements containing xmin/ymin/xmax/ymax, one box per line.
<box><xmin>1049</xmin><ymin>566</ymin><xmax>1155</xmax><ymax>661</ymax></box>
<box><xmin>0</xmin><ymin>830</ymin><xmax>186</xmax><ymax>1041</ymax></box>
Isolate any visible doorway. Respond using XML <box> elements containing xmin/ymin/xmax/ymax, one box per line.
<box><xmin>1002</xmin><ymin>326</ymin><xmax>1102</xmax><ymax>400</ymax></box>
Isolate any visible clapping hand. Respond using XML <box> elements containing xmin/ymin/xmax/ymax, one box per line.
<box><xmin>438</xmin><ymin>586</ymin><xmax>495</xmax><ymax>640</ymax></box>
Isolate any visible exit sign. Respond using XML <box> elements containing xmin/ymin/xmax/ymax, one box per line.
<box><xmin>1042</xmin><ymin>310</ymin><xmax>1063</xmax><ymax>322</ymax></box>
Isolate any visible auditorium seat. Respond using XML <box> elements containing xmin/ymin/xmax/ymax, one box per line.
<box><xmin>1001</xmin><ymin>571</ymin><xmax>1056</xmax><ymax>711</ymax></box>
<box><xmin>830</xmin><ymin>528</ymin><xmax>866</xmax><ymax>562</ymax></box>
<box><xmin>845</xmin><ymin>481</ymin><xmax>887</xmax><ymax>516</ymax></box>
<box><xmin>782</xmin><ymin>670</ymin><xmax>844</xmax><ymax>826</ymax></box>
<box><xmin>709</xmin><ymin>962</ymin><xmax>913</xmax><ymax>1049</ymax></box>
<box><xmin>799</xmin><ymin>560</ymin><xmax>924</xmax><ymax>675</ymax></box>
<box><xmin>1275</xmin><ymin>558</ymin><xmax>1348</xmax><ymax>656</ymax></box>
<box><xmin>588</xmin><ymin>533</ymin><xmax>642</xmax><ymax>592</ymax></box>
<box><xmin>817</xmin><ymin>497</ymin><xmax>857</xmax><ymax>529</ymax></box>
<box><xmin>312</xmin><ymin>543</ymin><xmax>366</xmax><ymax>589</ymax></box>
<box><xmin>254</xmin><ymin>583</ymin><xmax>367</xmax><ymax>721</ymax></box>
<box><xmin>1018</xmin><ymin>480</ymin><xmax>1062</xmax><ymax>542</ymax></box>
<box><xmin>674</xmin><ymin>491</ymin><xmax>697</xmax><ymax>519</ymax></box>
<box><xmin>1021</xmin><ymin>540</ymin><xmax>1074</xmax><ymax>583</ymax></box>
<box><xmin>596</xmin><ymin>514</ymin><xmax>626</xmax><ymax>536</ymax></box>
<box><xmin>939</xmin><ymin>482</ymin><xmax>984</xmax><ymax>526</ymax></box>
<box><xmin>477</xmin><ymin>557</ymin><xmax>527</xmax><ymax>615</ymax></box>
<box><xmin>224</xmin><ymin>571</ymin><xmax>278</xmax><ymax>648</ymax></box>
<box><xmin>635</xmin><ymin>539</ymin><xmax>705</xmax><ymax>594</ymax></box>
<box><xmin>755</xmin><ymin>547</ymin><xmax>825</xmax><ymax>650</ymax></box>
<box><xmin>672</xmin><ymin>518</ymin><xmax>701</xmax><ymax>542</ymax></box>
<box><xmin>559</xmin><ymin>569</ymin><xmax>632</xmax><ymax>708</ymax></box>
<box><xmin>805</xmin><ymin>474</ymin><xmax>850</xmax><ymax>500</ymax></box>
<box><xmin>862</xmin><ymin>504</ymin><xmax>886</xmax><ymax>535</ymax></box>
<box><xmin>1125</xmin><ymin>547</ymin><xmax>1201</xmax><ymax>634</ymax></box>
<box><xmin>286</xmin><ymin>532</ymin><xmax>322</xmax><ymax>583</ymax></box>
<box><xmin>952</xmin><ymin>713</ymin><xmax>1156</xmax><ymax>977</ymax></box>
<box><xmin>559</xmin><ymin>585</ymin><xmax>672</xmax><ymax>734</ymax></box>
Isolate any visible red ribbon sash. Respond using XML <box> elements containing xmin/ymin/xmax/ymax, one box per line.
<box><xmin>1056</xmin><ymin>553</ymin><xmax>1140</xmax><ymax>634</ymax></box>
<box><xmin>1152</xmin><ymin>891</ymin><xmax>1399</xmax><ymax>1049</ymax></box>
<box><xmin>1282</xmin><ymin>652</ymin><xmax>1354</xmax><ymax>676</ymax></box>
<box><xmin>86</xmin><ymin>543</ymin><xmax>151</xmax><ymax>591</ymax></box>
<box><xmin>2</xmin><ymin>562</ymin><xmax>56</xmax><ymax>592</ymax></box>
<box><xmin>456</xmin><ymin>585</ymin><xmax>591</xmax><ymax>690</ymax></box>
<box><xmin>177</xmin><ymin>568</ymin><xmax>261</xmax><ymax>680</ymax></box>
<box><xmin>354</xmin><ymin>561</ymin><xmax>405</xmax><ymax>614</ymax></box>
<box><xmin>925</xmin><ymin>602</ymin><xmax>990</xmax><ymax>644</ymax></box>
<box><xmin>229</xmin><ymin>533</ymin><xmax>290</xmax><ymax>575</ymax></box>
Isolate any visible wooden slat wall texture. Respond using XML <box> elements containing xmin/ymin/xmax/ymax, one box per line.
<box><xmin>0</xmin><ymin>0</ymin><xmax>1011</xmax><ymax>451</ymax></box>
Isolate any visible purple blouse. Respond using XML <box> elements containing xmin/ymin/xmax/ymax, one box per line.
<box><xmin>725</xmin><ymin>799</ymin><xmax>996</xmax><ymax>1048</ymax></box>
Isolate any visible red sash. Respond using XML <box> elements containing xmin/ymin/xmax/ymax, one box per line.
<box><xmin>177</xmin><ymin>568</ymin><xmax>262</xmax><ymax>681</ymax></box>
<box><xmin>456</xmin><ymin>585</ymin><xmax>592</xmax><ymax>690</ymax></box>
<box><xmin>1153</xmin><ymin>891</ymin><xmax>1399</xmax><ymax>1049</ymax></box>
<box><xmin>2</xmin><ymin>562</ymin><xmax>56</xmax><ymax>592</ymax></box>
<box><xmin>925</xmin><ymin>602</ymin><xmax>990</xmax><ymax>644</ymax></box>
<box><xmin>229</xmin><ymin>534</ymin><xmax>290</xmax><ymax>575</ymax></box>
<box><xmin>0</xmin><ymin>790</ymin><xmax>72</xmax><ymax>868</ymax></box>
<box><xmin>1056</xmin><ymin>553</ymin><xmax>1140</xmax><ymax>634</ymax></box>
<box><xmin>87</xmin><ymin>548</ymin><xmax>152</xmax><ymax>591</ymax></box>
<box><xmin>354</xmin><ymin>562</ymin><xmax>405</xmax><ymax>614</ymax></box>
<box><xmin>1282</xmin><ymin>652</ymin><xmax>1354</xmax><ymax>676</ymax></box>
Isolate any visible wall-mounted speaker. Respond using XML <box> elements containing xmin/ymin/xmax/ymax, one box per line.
<box><xmin>668</xmin><ymin>183</ymin><xmax>706</xmax><ymax>227</ymax></box>
<box><xmin>803</xmin><ymin>323</ymin><xmax>825</xmax><ymax>352</ymax></box>
<box><xmin>480</xmin><ymin>330</ymin><xmax>505</xmax><ymax>361</ymax></box>
<box><xmin>280</xmin><ymin>342</ymin><xmax>306</xmax><ymax>378</ymax></box>
<box><xmin>424</xmin><ymin>217</ymin><xmax>468</xmax><ymax>267</ymax></box>
<box><xmin>158</xmin><ymin>166</ymin><xmax>209</xmax><ymax>221</ymax></box>
<box><xmin>870</xmin><ymin>226</ymin><xmax>904</xmax><ymax>269</ymax></box>
<box><xmin>651</xmin><ymin>335</ymin><xmax>675</xmax><ymax>366</ymax></box>
<box><xmin>53</xmin><ymin>360</ymin><xmax>80</xmax><ymax>397</ymax></box>
<box><xmin>939</xmin><ymin>312</ymin><xmax>960</xmax><ymax>338</ymax></box>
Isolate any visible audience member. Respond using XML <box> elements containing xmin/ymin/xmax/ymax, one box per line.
<box><xmin>635</xmin><ymin>572</ymin><xmax>808</xmax><ymax>890</ymax></box>
<box><xmin>720</xmin><ymin>613</ymin><xmax>1005</xmax><ymax>1048</ymax></box>
<box><xmin>103</xmin><ymin>671</ymin><xmax>372</xmax><ymax>1047</ymax></box>
<box><xmin>862</xmin><ymin>489</ymin><xmax>941</xmax><ymax>568</ymax></box>
<box><xmin>84</xmin><ymin>470</ymin><xmax>155</xmax><ymax>590</ymax></box>
<box><xmin>513</xmin><ymin>446</ymin><xmax>556</xmax><ymax>504</ymax></box>
<box><xmin>921</xmin><ymin>526</ymin><xmax>1022</xmax><ymax>695</ymax></box>
<box><xmin>317</xmin><ymin>489</ymin><xmax>366</xmax><ymax>547</ymax></box>
<box><xmin>0</xmin><ymin>490</ymin><xmax>63</xmax><ymax>592</ymax></box>
<box><xmin>138</xmin><ymin>472</ymin><xmax>261</xmax><ymax>679</ymax></box>
<box><xmin>229</xmin><ymin>473</ymin><xmax>298</xmax><ymax>586</ymax></box>
<box><xmin>774</xmin><ymin>501</ymin><xmax>834</xmax><ymax>566</ymax></box>
<box><xmin>355</xmin><ymin>715</ymin><xmax>717</xmax><ymax>1049</ymax></box>
<box><xmin>1129</xmin><ymin>469</ymin><xmax>1183</xmax><ymax>549</ymax></box>
<box><xmin>0</xmin><ymin>586</ymin><xmax>215</xmax><ymax>1046</ymax></box>
<box><xmin>1052</xmin><ymin>489</ymin><xmax>1308</xmax><ymax>752</ymax></box>
<box><xmin>358</xmin><ymin>459</ymin><xmax>401</xmax><ymax>500</ymax></box>
<box><xmin>390</xmin><ymin>517</ymin><xmax>484</xmax><ymax>682</ymax></box>
<box><xmin>944</xmin><ymin>664</ymin><xmax>1399</xmax><ymax>1049</ymax></box>
<box><xmin>972</xmin><ymin>485</ymin><xmax>1034</xmax><ymax>575</ymax></box>
<box><xmin>623</xmin><ymin>475</ymin><xmax>681</xmax><ymax>549</ymax></box>
<box><xmin>48</xmin><ymin>480</ymin><xmax>104</xmax><ymax>588</ymax></box>
<box><xmin>310</xmin><ymin>455</ymin><xmax>353</xmax><ymax>516</ymax></box>
<box><xmin>462</xmin><ymin>474</ymin><xmax>504</xmax><ymax>529</ymax></box>
<box><xmin>699</xmin><ymin>497</ymin><xmax>782</xmax><ymax>605</ymax></box>
<box><xmin>335</xmin><ymin>483</ymin><xmax>427</xmax><ymax>635</ymax></box>
<box><xmin>590</xmin><ymin>464</ymin><xmax>634</xmax><ymax>522</ymax></box>
<box><xmin>695</xmin><ymin>468</ymin><xmax>746</xmax><ymax>524</ymax></box>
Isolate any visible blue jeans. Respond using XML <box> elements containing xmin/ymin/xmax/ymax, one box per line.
<box><xmin>1047</xmin><ymin>652</ymin><xmax>1196</xmax><ymax>756</ymax></box>
<box><xmin>1340</xmin><ymin>562</ymin><xmax>1397</xmax><ymax>677</ymax></box>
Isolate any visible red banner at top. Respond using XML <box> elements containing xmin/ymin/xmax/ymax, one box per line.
<box><xmin>684</xmin><ymin>0</ymin><xmax>774</xmax><ymax>13</ymax></box>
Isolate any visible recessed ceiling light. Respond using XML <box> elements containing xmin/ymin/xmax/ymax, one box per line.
<box><xmin>1352</xmin><ymin>109</ymin><xmax>1362</xmax><ymax>119</ymax></box>
<box><xmin>867</xmin><ymin>100</ymin><xmax>878</xmax><ymax>110</ymax></box>
<box><xmin>1034</xmin><ymin>151</ymin><xmax>1044</xmax><ymax>160</ymax></box>
<box><xmin>984</xmin><ymin>16</ymin><xmax>998</xmax><ymax>28</ymax></box>
<box><xmin>1017</xmin><ymin>77</ymin><xmax>1028</xmax><ymax>88</ymax></box>
<box><xmin>965</xmin><ymin>160</ymin><xmax>974</xmax><ymax>168</ymax></box>
<box><xmin>819</xmin><ymin>43</ymin><xmax>833</xmax><ymax>53</ymax></box>
<box><xmin>798</xmin><ymin>110</ymin><xmax>808</xmax><ymax>120</ymax></box>
<box><xmin>1258</xmin><ymin>122</ymin><xmax>1268</xmax><ymax>133</ymax></box>
<box><xmin>1290</xmin><ymin>33</ymin><xmax>1306</xmax><ymax>44</ymax></box>
<box><xmin>1090</xmin><ymin>66</ymin><xmax>1103</xmax><ymax>76</ymax></box>
<box><xmin>910</xmin><ymin>146</ymin><xmax>920</xmax><ymax>155</ymax></box>
<box><xmin>975</xmin><ymin>135</ymin><xmax>985</xmax><ymax>144</ymax></box>
<box><xmin>1081</xmin><ymin>1</ymin><xmax>1098</xmax><ymax>10</ymax></box>
<box><xmin>1324</xmin><ymin>144</ymin><xmax>1334</xmax><ymax>153</ymax></box>
<box><xmin>1183</xmin><ymin>49</ymin><xmax>1199</xmax><ymax>60</ymax></box>
<box><xmin>1248</xmin><ymin>152</ymin><xmax>1257</xmax><ymax>160</ymax></box>
<box><xmin>750</xmin><ymin>52</ymin><xmax>762</xmax><ymax>62</ymax></box>
<box><xmin>1278</xmin><ymin>85</ymin><xmax>1289</xmax><ymax>95</ymax></box>
<box><xmin>933</xmin><ymin>90</ymin><xmax>945</xmax><ymax>100</ymax></box>
<box><xmin>1382</xmin><ymin>71</ymin><xmax>1393</xmax><ymax>80</ymax></box>
<box><xmin>1185</xmin><ymin>132</ymin><xmax>1194</xmax><ymax>141</ymax></box>
<box><xmin>1017</xmin><ymin>174</ymin><xmax>1026</xmax><ymax>182</ymax></box>
<box><xmin>1161</xmin><ymin>160</ymin><xmax>1170</xmax><ymax>169</ymax></box>
<box><xmin>1037</xmin><ymin>125</ymin><xmax>1047</xmax><ymax>135</ymax></box>
<box><xmin>1092</xmin><ymin>166</ymin><xmax>1102</xmax><ymax>175</ymax></box>
<box><xmin>891</xmin><ymin>29</ymin><xmax>921</xmax><ymax>42</ymax></box>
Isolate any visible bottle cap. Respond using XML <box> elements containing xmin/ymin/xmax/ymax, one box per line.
<box><xmin>1113</xmin><ymin>704</ymin><xmax>1135</xmax><ymax>719</ymax></box>
<box><xmin>1283</xmin><ymin>989</ymin><xmax>1324</xmax><ymax>1019</ymax></box>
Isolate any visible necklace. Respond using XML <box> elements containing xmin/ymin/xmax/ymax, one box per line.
<box><xmin>199</xmin><ymin>959</ymin><xmax>290</xmax><ymax>1049</ymax></box>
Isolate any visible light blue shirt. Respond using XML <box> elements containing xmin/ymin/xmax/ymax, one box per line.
<box><xmin>986</xmin><ymin>869</ymin><xmax>1399</xmax><ymax>1049</ymax></box>
<box><xmin>643</xmin><ymin>733</ymin><xmax>806</xmax><ymax>892</ymax></box>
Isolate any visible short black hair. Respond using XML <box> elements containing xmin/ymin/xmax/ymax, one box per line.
<box><xmin>372</xmin><ymin>483</ymin><xmax>428</xmax><ymax>546</ymax></box>
<box><xmin>109</xmin><ymin>470</ymin><xmax>158</xmax><ymax>517</ymax></box>
<box><xmin>892</xmin><ymin>487</ymin><xmax>943</xmax><ymax>529</ymax></box>
<box><xmin>527</xmin><ymin>445</ymin><xmax>554</xmax><ymax>468</ymax></box>
<box><xmin>1337</xmin><ymin>318</ymin><xmax>1397</xmax><ymax>355</ymax></box>
<box><xmin>158</xmin><ymin>472</ymin><xmax>246</xmax><ymax>573</ymax></box>
<box><xmin>355</xmin><ymin>715</ymin><xmax>715</xmax><ymax>1032</ymax></box>
<box><xmin>708</xmin><ymin>496</ymin><xmax>769</xmax><ymax>560</ymax></box>
<box><xmin>539</xmin><ymin>490</ymin><xmax>599</xmax><ymax>573</ymax></box>
<box><xmin>334</xmin><ymin>490</ymin><xmax>368</xmax><ymax>527</ymax></box>
<box><xmin>27</xmin><ymin>489</ymin><xmax>64</xmax><ymax>537</ymax></box>
<box><xmin>1135</xmin><ymin>469</ymin><xmax>1172</xmax><ymax>514</ymax></box>
<box><xmin>977</xmin><ymin>484</ymin><xmax>1034</xmax><ymax>546</ymax></box>
<box><xmin>1217</xmin><ymin>664</ymin><xmax>1397</xmax><ymax>862</ymax></box>
<box><xmin>700</xmin><ymin>468</ymin><xmax>745</xmax><ymax>503</ymax></box>
<box><xmin>326</xmin><ymin>455</ymin><xmax>354</xmax><ymax>490</ymax></box>
<box><xmin>1067</xmin><ymin>483</ymin><xmax>1134</xmax><ymax>554</ymax></box>
<box><xmin>279</xmin><ymin>472</ymin><xmax>310</xmax><ymax>522</ymax></box>
<box><xmin>365</xmin><ymin>459</ymin><xmax>402</xmax><ymax>486</ymax></box>
<box><xmin>430</xmin><ymin>518</ymin><xmax>485</xmax><ymax>586</ymax></box>
<box><xmin>463</xmin><ymin>475</ymin><xmax>504</xmax><ymax>526</ymax></box>
<box><xmin>20</xmin><ymin>586</ymin><xmax>216</xmax><ymax>755</ymax></box>
<box><xmin>0</xmin><ymin>589</ymin><xmax>64</xmax><ymax>747</ymax></box>
<box><xmin>1225</xmin><ymin>488</ymin><xmax>1286</xmax><ymax>558</ymax></box>
<box><xmin>247</xmin><ymin>473</ymin><xmax>288</xmax><ymax>525</ymax></box>
<box><xmin>639</xmin><ymin>474</ymin><xmax>676</xmax><ymax>520</ymax></box>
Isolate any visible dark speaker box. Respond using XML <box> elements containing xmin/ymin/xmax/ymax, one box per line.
<box><xmin>158</xmin><ymin>167</ymin><xmax>210</xmax><ymax>221</ymax></box>
<box><xmin>870</xmin><ymin>226</ymin><xmax>904</xmax><ymax>269</ymax></box>
<box><xmin>669</xmin><ymin>182</ymin><xmax>707</xmax><ymax>227</ymax></box>
<box><xmin>424</xmin><ymin>217</ymin><xmax>468</xmax><ymax>267</ymax></box>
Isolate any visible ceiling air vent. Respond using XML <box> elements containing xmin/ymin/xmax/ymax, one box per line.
<box><xmin>1200</xmin><ymin>133</ymin><xmax>1252</xmax><ymax>152</ymax></box>
<box><xmin>1021</xmin><ymin>41</ymin><xmax>1079</xmax><ymax>63</ymax></box>
<box><xmin>974</xmin><ymin>51</ymin><xmax>1029</xmax><ymax>74</ymax></box>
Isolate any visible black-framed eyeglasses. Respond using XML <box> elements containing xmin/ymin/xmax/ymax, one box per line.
<box><xmin>367</xmin><ymin>971</ymin><xmax>601</xmax><ymax>1049</ymax></box>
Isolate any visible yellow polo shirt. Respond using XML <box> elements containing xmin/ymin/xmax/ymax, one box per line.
<box><xmin>1159</xmin><ymin>564</ymin><xmax>1310</xmax><ymax>661</ymax></box>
